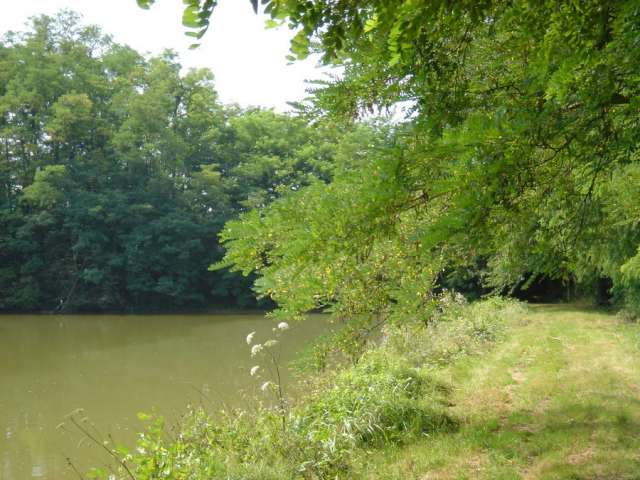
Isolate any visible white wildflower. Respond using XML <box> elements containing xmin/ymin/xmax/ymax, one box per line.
<box><xmin>260</xmin><ymin>381</ymin><xmax>272</xmax><ymax>392</ymax></box>
<box><xmin>246</xmin><ymin>331</ymin><xmax>256</xmax><ymax>345</ymax></box>
<box><xmin>455</xmin><ymin>292</ymin><xmax>467</xmax><ymax>305</ymax></box>
<box><xmin>251</xmin><ymin>344</ymin><xmax>263</xmax><ymax>357</ymax></box>
<box><xmin>277</xmin><ymin>321</ymin><xmax>290</xmax><ymax>331</ymax></box>
<box><xmin>264</xmin><ymin>339</ymin><xmax>278</xmax><ymax>348</ymax></box>
<box><xmin>250</xmin><ymin>365</ymin><xmax>260</xmax><ymax>376</ymax></box>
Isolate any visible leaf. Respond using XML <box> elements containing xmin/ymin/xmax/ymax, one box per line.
<box><xmin>389</xmin><ymin>52</ymin><xmax>401</xmax><ymax>66</ymax></box>
<box><xmin>137</xmin><ymin>411</ymin><xmax>152</xmax><ymax>421</ymax></box>
<box><xmin>136</xmin><ymin>0</ymin><xmax>154</xmax><ymax>9</ymax></box>
<box><xmin>290</xmin><ymin>30</ymin><xmax>310</xmax><ymax>59</ymax></box>
<box><xmin>182</xmin><ymin>5</ymin><xmax>201</xmax><ymax>28</ymax></box>
<box><xmin>364</xmin><ymin>15</ymin><xmax>379</xmax><ymax>33</ymax></box>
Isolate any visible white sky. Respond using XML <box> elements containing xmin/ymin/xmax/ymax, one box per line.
<box><xmin>0</xmin><ymin>0</ymin><xmax>328</xmax><ymax>111</ymax></box>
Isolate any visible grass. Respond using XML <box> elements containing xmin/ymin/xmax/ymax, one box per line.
<box><xmin>89</xmin><ymin>301</ymin><xmax>640</xmax><ymax>479</ymax></box>
<box><xmin>355</xmin><ymin>305</ymin><xmax>640</xmax><ymax>479</ymax></box>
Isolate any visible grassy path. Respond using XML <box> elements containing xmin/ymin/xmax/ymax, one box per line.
<box><xmin>363</xmin><ymin>305</ymin><xmax>640</xmax><ymax>479</ymax></box>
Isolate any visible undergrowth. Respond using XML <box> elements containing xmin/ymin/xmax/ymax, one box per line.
<box><xmin>385</xmin><ymin>294</ymin><xmax>528</xmax><ymax>368</ymax></box>
<box><xmin>85</xmin><ymin>297</ymin><xmax>524</xmax><ymax>479</ymax></box>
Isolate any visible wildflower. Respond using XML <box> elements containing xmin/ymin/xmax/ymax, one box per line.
<box><xmin>260</xmin><ymin>381</ymin><xmax>272</xmax><ymax>392</ymax></box>
<box><xmin>264</xmin><ymin>339</ymin><xmax>278</xmax><ymax>348</ymax></box>
<box><xmin>251</xmin><ymin>344</ymin><xmax>263</xmax><ymax>357</ymax></box>
<box><xmin>455</xmin><ymin>292</ymin><xmax>467</xmax><ymax>304</ymax></box>
<box><xmin>277</xmin><ymin>321</ymin><xmax>290</xmax><ymax>331</ymax></box>
<box><xmin>250</xmin><ymin>365</ymin><xmax>260</xmax><ymax>376</ymax></box>
<box><xmin>246</xmin><ymin>331</ymin><xmax>256</xmax><ymax>345</ymax></box>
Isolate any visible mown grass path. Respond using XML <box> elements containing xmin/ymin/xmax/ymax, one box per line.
<box><xmin>363</xmin><ymin>305</ymin><xmax>640</xmax><ymax>479</ymax></box>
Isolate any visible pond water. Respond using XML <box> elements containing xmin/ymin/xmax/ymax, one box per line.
<box><xmin>0</xmin><ymin>313</ymin><xmax>329</xmax><ymax>479</ymax></box>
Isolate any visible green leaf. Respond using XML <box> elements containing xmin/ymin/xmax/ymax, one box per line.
<box><xmin>182</xmin><ymin>6</ymin><xmax>201</xmax><ymax>28</ymax></box>
<box><xmin>363</xmin><ymin>15</ymin><xmax>379</xmax><ymax>33</ymax></box>
<box><xmin>136</xmin><ymin>0</ymin><xmax>154</xmax><ymax>9</ymax></box>
<box><xmin>290</xmin><ymin>30</ymin><xmax>310</xmax><ymax>59</ymax></box>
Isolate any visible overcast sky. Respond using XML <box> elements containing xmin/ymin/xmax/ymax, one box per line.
<box><xmin>0</xmin><ymin>0</ymin><xmax>328</xmax><ymax>111</ymax></box>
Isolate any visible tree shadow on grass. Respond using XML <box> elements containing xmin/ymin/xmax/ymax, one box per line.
<box><xmin>461</xmin><ymin>399</ymin><xmax>640</xmax><ymax>478</ymax></box>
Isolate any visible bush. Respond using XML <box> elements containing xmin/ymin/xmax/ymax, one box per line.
<box><xmin>287</xmin><ymin>351</ymin><xmax>454</xmax><ymax>477</ymax></box>
<box><xmin>386</xmin><ymin>295</ymin><xmax>527</xmax><ymax>367</ymax></box>
<box><xmin>90</xmin><ymin>352</ymin><xmax>453</xmax><ymax>480</ymax></box>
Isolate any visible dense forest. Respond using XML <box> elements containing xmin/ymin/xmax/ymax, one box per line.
<box><xmin>0</xmin><ymin>12</ymin><xmax>383</xmax><ymax>313</ymax></box>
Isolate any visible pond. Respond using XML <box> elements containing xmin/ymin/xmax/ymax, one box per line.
<box><xmin>0</xmin><ymin>313</ymin><xmax>329</xmax><ymax>479</ymax></box>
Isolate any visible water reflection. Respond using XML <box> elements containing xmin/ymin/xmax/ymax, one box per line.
<box><xmin>0</xmin><ymin>313</ymin><xmax>328</xmax><ymax>479</ymax></box>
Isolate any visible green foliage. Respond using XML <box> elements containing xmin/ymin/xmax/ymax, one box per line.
<box><xmin>87</xmin><ymin>297</ymin><xmax>519</xmax><ymax>479</ymax></box>
<box><xmin>92</xmin><ymin>355</ymin><xmax>452</xmax><ymax>479</ymax></box>
<box><xmin>386</xmin><ymin>295</ymin><xmax>527</xmax><ymax>368</ymax></box>
<box><xmin>0</xmin><ymin>12</ymin><xmax>365</xmax><ymax>312</ymax></box>
<box><xmin>203</xmin><ymin>0</ymin><xmax>640</xmax><ymax>319</ymax></box>
<box><xmin>216</xmin><ymin>123</ymin><xmax>444</xmax><ymax>327</ymax></box>
<box><xmin>21</xmin><ymin>165</ymin><xmax>68</xmax><ymax>208</ymax></box>
<box><xmin>287</xmin><ymin>351</ymin><xmax>454</xmax><ymax>477</ymax></box>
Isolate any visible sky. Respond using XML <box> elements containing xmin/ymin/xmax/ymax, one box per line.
<box><xmin>0</xmin><ymin>0</ymin><xmax>329</xmax><ymax>111</ymax></box>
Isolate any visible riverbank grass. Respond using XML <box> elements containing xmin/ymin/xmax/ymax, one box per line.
<box><xmin>89</xmin><ymin>302</ymin><xmax>640</xmax><ymax>479</ymax></box>
<box><xmin>362</xmin><ymin>305</ymin><xmax>640</xmax><ymax>479</ymax></box>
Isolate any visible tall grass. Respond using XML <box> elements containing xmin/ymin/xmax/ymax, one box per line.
<box><xmin>86</xmin><ymin>297</ymin><xmax>523</xmax><ymax>479</ymax></box>
<box><xmin>385</xmin><ymin>294</ymin><xmax>527</xmax><ymax>367</ymax></box>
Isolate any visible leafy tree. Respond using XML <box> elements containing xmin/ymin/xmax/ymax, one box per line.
<box><xmin>192</xmin><ymin>1</ymin><xmax>640</xmax><ymax>324</ymax></box>
<box><xmin>0</xmin><ymin>12</ymin><xmax>357</xmax><ymax>312</ymax></box>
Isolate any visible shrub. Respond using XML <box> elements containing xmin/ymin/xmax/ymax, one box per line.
<box><xmin>386</xmin><ymin>296</ymin><xmax>527</xmax><ymax>367</ymax></box>
<box><xmin>287</xmin><ymin>351</ymin><xmax>454</xmax><ymax>477</ymax></box>
<box><xmin>87</xmin><ymin>297</ymin><xmax>520</xmax><ymax>479</ymax></box>
<box><xmin>90</xmin><ymin>352</ymin><xmax>453</xmax><ymax>479</ymax></box>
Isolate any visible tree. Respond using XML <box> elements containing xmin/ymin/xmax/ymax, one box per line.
<box><xmin>194</xmin><ymin>1</ymin><xmax>640</xmax><ymax>322</ymax></box>
<box><xmin>0</xmin><ymin>12</ymin><xmax>360</xmax><ymax>312</ymax></box>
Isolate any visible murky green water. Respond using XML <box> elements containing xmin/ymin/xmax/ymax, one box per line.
<box><xmin>0</xmin><ymin>313</ymin><xmax>328</xmax><ymax>479</ymax></box>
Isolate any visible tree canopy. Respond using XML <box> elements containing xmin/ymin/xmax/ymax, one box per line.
<box><xmin>6</xmin><ymin>1</ymin><xmax>639</xmax><ymax>319</ymax></box>
<box><xmin>165</xmin><ymin>1</ymin><xmax>640</xmax><ymax>328</ymax></box>
<box><xmin>0</xmin><ymin>11</ymin><xmax>370</xmax><ymax>312</ymax></box>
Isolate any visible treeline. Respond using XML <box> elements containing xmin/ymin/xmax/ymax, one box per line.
<box><xmin>0</xmin><ymin>12</ymin><xmax>372</xmax><ymax>312</ymax></box>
